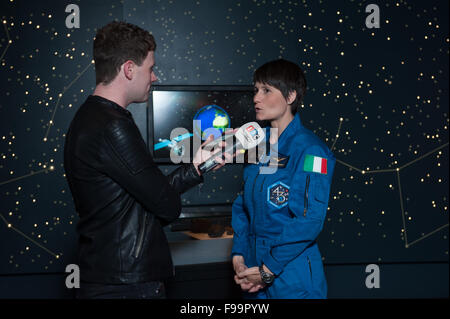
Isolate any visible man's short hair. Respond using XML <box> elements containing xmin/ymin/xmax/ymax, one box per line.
<box><xmin>94</xmin><ymin>21</ymin><xmax>156</xmax><ymax>85</ymax></box>
<box><xmin>253</xmin><ymin>59</ymin><xmax>307</xmax><ymax>115</ymax></box>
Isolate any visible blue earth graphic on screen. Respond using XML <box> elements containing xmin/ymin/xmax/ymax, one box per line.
<box><xmin>193</xmin><ymin>105</ymin><xmax>231</xmax><ymax>140</ymax></box>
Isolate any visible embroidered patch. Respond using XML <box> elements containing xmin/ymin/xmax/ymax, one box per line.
<box><xmin>260</xmin><ymin>150</ymin><xmax>290</xmax><ymax>168</ymax></box>
<box><xmin>272</xmin><ymin>155</ymin><xmax>290</xmax><ymax>168</ymax></box>
<box><xmin>269</xmin><ymin>151</ymin><xmax>290</xmax><ymax>168</ymax></box>
<box><xmin>303</xmin><ymin>154</ymin><xmax>328</xmax><ymax>175</ymax></box>
<box><xmin>267</xmin><ymin>181</ymin><xmax>290</xmax><ymax>208</ymax></box>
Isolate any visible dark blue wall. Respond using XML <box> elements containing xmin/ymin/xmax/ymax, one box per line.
<box><xmin>0</xmin><ymin>0</ymin><xmax>448</xmax><ymax>298</ymax></box>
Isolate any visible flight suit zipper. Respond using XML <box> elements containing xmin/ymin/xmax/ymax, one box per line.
<box><xmin>252</xmin><ymin>153</ymin><xmax>269</xmax><ymax>258</ymax></box>
<box><xmin>307</xmin><ymin>256</ymin><xmax>312</xmax><ymax>280</ymax></box>
<box><xmin>251</xmin><ymin>158</ymin><xmax>268</xmax><ymax>259</ymax></box>
<box><xmin>260</xmin><ymin>176</ymin><xmax>266</xmax><ymax>192</ymax></box>
<box><xmin>251</xmin><ymin>170</ymin><xmax>261</xmax><ymax>235</ymax></box>
<box><xmin>303</xmin><ymin>175</ymin><xmax>310</xmax><ymax>217</ymax></box>
<box><xmin>251</xmin><ymin>170</ymin><xmax>260</xmax><ymax>258</ymax></box>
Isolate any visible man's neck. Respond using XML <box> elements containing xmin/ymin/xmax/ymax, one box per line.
<box><xmin>93</xmin><ymin>84</ymin><xmax>129</xmax><ymax>109</ymax></box>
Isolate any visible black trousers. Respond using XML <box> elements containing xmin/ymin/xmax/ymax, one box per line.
<box><xmin>75</xmin><ymin>281</ymin><xmax>166</xmax><ymax>299</ymax></box>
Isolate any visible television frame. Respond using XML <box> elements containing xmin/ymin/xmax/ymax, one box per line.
<box><xmin>147</xmin><ymin>85</ymin><xmax>255</xmax><ymax>219</ymax></box>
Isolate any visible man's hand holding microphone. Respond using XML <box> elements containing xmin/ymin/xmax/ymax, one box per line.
<box><xmin>193</xmin><ymin>122</ymin><xmax>265</xmax><ymax>176</ymax></box>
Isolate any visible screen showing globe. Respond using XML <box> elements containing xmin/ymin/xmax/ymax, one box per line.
<box><xmin>151</xmin><ymin>87</ymin><xmax>256</xmax><ymax>162</ymax></box>
<box><xmin>149</xmin><ymin>86</ymin><xmax>256</xmax><ymax>212</ymax></box>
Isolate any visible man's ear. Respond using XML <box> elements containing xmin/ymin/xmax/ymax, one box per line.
<box><xmin>123</xmin><ymin>60</ymin><xmax>135</xmax><ymax>80</ymax></box>
<box><xmin>287</xmin><ymin>90</ymin><xmax>297</xmax><ymax>104</ymax></box>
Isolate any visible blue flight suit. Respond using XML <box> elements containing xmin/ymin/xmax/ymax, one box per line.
<box><xmin>231</xmin><ymin>113</ymin><xmax>335</xmax><ymax>299</ymax></box>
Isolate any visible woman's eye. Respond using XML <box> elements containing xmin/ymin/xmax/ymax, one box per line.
<box><xmin>264</xmin><ymin>88</ymin><xmax>270</xmax><ymax>93</ymax></box>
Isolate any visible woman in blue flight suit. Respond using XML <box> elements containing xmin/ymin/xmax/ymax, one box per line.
<box><xmin>232</xmin><ymin>59</ymin><xmax>335</xmax><ymax>299</ymax></box>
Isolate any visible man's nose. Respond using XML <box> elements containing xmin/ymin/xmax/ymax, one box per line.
<box><xmin>151</xmin><ymin>72</ymin><xmax>158</xmax><ymax>82</ymax></box>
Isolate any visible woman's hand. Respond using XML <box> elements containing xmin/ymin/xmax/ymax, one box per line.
<box><xmin>236</xmin><ymin>264</ymin><xmax>274</xmax><ymax>293</ymax></box>
<box><xmin>232</xmin><ymin>255</ymin><xmax>246</xmax><ymax>274</ymax></box>
<box><xmin>233</xmin><ymin>256</ymin><xmax>266</xmax><ymax>293</ymax></box>
<box><xmin>236</xmin><ymin>266</ymin><xmax>264</xmax><ymax>293</ymax></box>
<box><xmin>232</xmin><ymin>256</ymin><xmax>254</xmax><ymax>291</ymax></box>
<box><xmin>232</xmin><ymin>255</ymin><xmax>248</xmax><ymax>286</ymax></box>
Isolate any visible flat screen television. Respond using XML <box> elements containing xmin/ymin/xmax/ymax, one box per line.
<box><xmin>148</xmin><ymin>85</ymin><xmax>257</xmax><ymax>218</ymax></box>
<box><xmin>149</xmin><ymin>85</ymin><xmax>256</xmax><ymax>162</ymax></box>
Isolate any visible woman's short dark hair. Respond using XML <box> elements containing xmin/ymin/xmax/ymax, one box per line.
<box><xmin>93</xmin><ymin>21</ymin><xmax>156</xmax><ymax>85</ymax></box>
<box><xmin>253</xmin><ymin>59</ymin><xmax>307</xmax><ymax>115</ymax></box>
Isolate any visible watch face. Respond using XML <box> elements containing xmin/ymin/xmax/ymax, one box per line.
<box><xmin>260</xmin><ymin>265</ymin><xmax>274</xmax><ymax>284</ymax></box>
<box><xmin>262</xmin><ymin>272</ymin><xmax>274</xmax><ymax>284</ymax></box>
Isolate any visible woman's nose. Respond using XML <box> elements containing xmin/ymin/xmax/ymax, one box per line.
<box><xmin>253</xmin><ymin>92</ymin><xmax>261</xmax><ymax>103</ymax></box>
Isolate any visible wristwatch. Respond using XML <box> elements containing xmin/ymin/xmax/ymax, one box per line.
<box><xmin>259</xmin><ymin>265</ymin><xmax>274</xmax><ymax>285</ymax></box>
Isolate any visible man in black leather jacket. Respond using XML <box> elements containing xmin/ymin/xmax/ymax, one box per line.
<box><xmin>64</xmin><ymin>21</ymin><xmax>228</xmax><ymax>299</ymax></box>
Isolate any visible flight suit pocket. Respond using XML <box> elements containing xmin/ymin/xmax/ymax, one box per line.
<box><xmin>306</xmin><ymin>255</ymin><xmax>327</xmax><ymax>298</ymax></box>
<box><xmin>313</xmin><ymin>175</ymin><xmax>329</xmax><ymax>204</ymax></box>
<box><xmin>266</xmin><ymin>255</ymin><xmax>312</xmax><ymax>299</ymax></box>
<box><xmin>301</xmin><ymin>175</ymin><xmax>329</xmax><ymax>221</ymax></box>
<box><xmin>287</xmin><ymin>173</ymin><xmax>307</xmax><ymax>218</ymax></box>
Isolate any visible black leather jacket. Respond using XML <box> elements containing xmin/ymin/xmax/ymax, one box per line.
<box><xmin>64</xmin><ymin>95</ymin><xmax>203</xmax><ymax>284</ymax></box>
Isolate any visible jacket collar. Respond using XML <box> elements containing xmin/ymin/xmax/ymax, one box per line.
<box><xmin>89</xmin><ymin>95</ymin><xmax>132</xmax><ymax>117</ymax></box>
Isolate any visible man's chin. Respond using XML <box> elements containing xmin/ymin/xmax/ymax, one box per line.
<box><xmin>133</xmin><ymin>95</ymin><xmax>149</xmax><ymax>104</ymax></box>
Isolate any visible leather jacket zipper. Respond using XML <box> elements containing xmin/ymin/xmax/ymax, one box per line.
<box><xmin>303</xmin><ymin>175</ymin><xmax>310</xmax><ymax>217</ymax></box>
<box><xmin>134</xmin><ymin>213</ymin><xmax>149</xmax><ymax>258</ymax></box>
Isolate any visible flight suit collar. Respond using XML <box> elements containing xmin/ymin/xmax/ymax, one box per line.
<box><xmin>278</xmin><ymin>113</ymin><xmax>302</xmax><ymax>150</ymax></box>
<box><xmin>261</xmin><ymin>113</ymin><xmax>302</xmax><ymax>167</ymax></box>
<box><xmin>266</xmin><ymin>113</ymin><xmax>302</xmax><ymax>153</ymax></box>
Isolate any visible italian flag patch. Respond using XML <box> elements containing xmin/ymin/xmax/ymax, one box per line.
<box><xmin>303</xmin><ymin>154</ymin><xmax>328</xmax><ymax>175</ymax></box>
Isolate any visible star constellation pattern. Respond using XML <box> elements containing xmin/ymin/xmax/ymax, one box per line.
<box><xmin>0</xmin><ymin>0</ymin><xmax>448</xmax><ymax>273</ymax></box>
<box><xmin>331</xmin><ymin>119</ymin><xmax>448</xmax><ymax>249</ymax></box>
<box><xmin>0</xmin><ymin>0</ymin><xmax>122</xmax><ymax>272</ymax></box>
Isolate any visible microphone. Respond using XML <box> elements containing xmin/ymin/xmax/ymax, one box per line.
<box><xmin>198</xmin><ymin>122</ymin><xmax>265</xmax><ymax>174</ymax></box>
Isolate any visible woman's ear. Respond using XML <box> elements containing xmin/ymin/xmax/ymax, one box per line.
<box><xmin>287</xmin><ymin>90</ymin><xmax>297</xmax><ymax>104</ymax></box>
